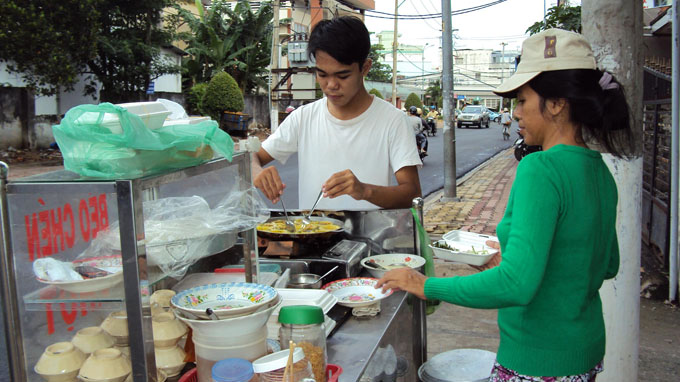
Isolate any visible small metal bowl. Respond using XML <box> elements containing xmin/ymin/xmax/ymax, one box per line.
<box><xmin>286</xmin><ymin>273</ymin><xmax>322</xmax><ymax>289</ymax></box>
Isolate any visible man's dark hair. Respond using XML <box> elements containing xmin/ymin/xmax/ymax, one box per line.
<box><xmin>307</xmin><ymin>16</ymin><xmax>370</xmax><ymax>69</ymax></box>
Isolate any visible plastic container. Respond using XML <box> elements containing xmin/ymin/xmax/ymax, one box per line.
<box><xmin>252</xmin><ymin>347</ymin><xmax>314</xmax><ymax>382</ymax></box>
<box><xmin>278</xmin><ymin>306</ymin><xmax>327</xmax><ymax>382</ymax></box>
<box><xmin>212</xmin><ymin>358</ymin><xmax>255</xmax><ymax>382</ymax></box>
<box><xmin>194</xmin><ymin>330</ymin><xmax>267</xmax><ymax>382</ymax></box>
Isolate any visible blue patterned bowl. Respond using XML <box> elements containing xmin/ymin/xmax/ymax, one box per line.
<box><xmin>171</xmin><ymin>282</ymin><xmax>278</xmax><ymax>319</ymax></box>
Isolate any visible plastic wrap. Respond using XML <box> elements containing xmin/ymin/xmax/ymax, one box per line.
<box><xmin>88</xmin><ymin>186</ymin><xmax>269</xmax><ymax>278</ymax></box>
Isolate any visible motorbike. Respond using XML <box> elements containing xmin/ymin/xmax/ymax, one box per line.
<box><xmin>416</xmin><ymin>130</ymin><xmax>429</xmax><ymax>161</ymax></box>
<box><xmin>513</xmin><ymin>128</ymin><xmax>542</xmax><ymax>161</ymax></box>
<box><xmin>426</xmin><ymin>117</ymin><xmax>436</xmax><ymax>136</ymax></box>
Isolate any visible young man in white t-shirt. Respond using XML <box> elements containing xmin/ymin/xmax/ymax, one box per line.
<box><xmin>252</xmin><ymin>17</ymin><xmax>422</xmax><ymax>210</ymax></box>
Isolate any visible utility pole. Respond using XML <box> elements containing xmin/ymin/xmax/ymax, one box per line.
<box><xmin>391</xmin><ymin>0</ymin><xmax>399</xmax><ymax>106</ymax></box>
<box><xmin>500</xmin><ymin>42</ymin><xmax>507</xmax><ymax>110</ymax></box>
<box><xmin>582</xmin><ymin>1</ymin><xmax>642</xmax><ymax>381</ymax></box>
<box><xmin>442</xmin><ymin>0</ymin><xmax>457</xmax><ymax>199</ymax></box>
<box><xmin>270</xmin><ymin>0</ymin><xmax>281</xmax><ymax>131</ymax></box>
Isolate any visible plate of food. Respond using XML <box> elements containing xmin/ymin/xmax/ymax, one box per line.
<box><xmin>36</xmin><ymin>255</ymin><xmax>124</xmax><ymax>294</ymax></box>
<box><xmin>429</xmin><ymin>230</ymin><xmax>498</xmax><ymax>266</ymax></box>
<box><xmin>171</xmin><ymin>282</ymin><xmax>279</xmax><ymax>320</ymax></box>
<box><xmin>321</xmin><ymin>277</ymin><xmax>393</xmax><ymax>308</ymax></box>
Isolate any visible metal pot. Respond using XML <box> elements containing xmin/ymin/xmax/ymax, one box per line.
<box><xmin>286</xmin><ymin>273</ymin><xmax>322</xmax><ymax>289</ymax></box>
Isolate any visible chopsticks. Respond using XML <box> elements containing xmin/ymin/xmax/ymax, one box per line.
<box><xmin>283</xmin><ymin>340</ymin><xmax>296</xmax><ymax>381</ymax></box>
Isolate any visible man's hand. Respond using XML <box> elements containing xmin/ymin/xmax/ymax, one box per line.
<box><xmin>322</xmin><ymin>169</ymin><xmax>368</xmax><ymax>201</ymax></box>
<box><xmin>251</xmin><ymin>149</ymin><xmax>285</xmax><ymax>203</ymax></box>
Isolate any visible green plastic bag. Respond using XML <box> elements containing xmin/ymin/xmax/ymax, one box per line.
<box><xmin>411</xmin><ymin>208</ymin><xmax>442</xmax><ymax>315</ymax></box>
<box><xmin>52</xmin><ymin>103</ymin><xmax>234</xmax><ymax>179</ymax></box>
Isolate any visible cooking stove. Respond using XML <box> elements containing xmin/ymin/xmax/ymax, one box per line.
<box><xmin>260</xmin><ymin>239</ymin><xmax>370</xmax><ymax>281</ymax></box>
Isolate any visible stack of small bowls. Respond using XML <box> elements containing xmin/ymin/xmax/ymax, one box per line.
<box><xmin>152</xmin><ymin>311</ymin><xmax>188</xmax><ymax>377</ymax></box>
<box><xmin>77</xmin><ymin>348</ymin><xmax>132</xmax><ymax>382</ymax></box>
<box><xmin>100</xmin><ymin>311</ymin><xmax>130</xmax><ymax>356</ymax></box>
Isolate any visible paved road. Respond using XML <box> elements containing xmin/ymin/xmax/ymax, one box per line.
<box><xmin>262</xmin><ymin>120</ymin><xmax>516</xmax><ymax>209</ymax></box>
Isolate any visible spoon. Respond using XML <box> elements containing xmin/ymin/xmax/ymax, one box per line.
<box><xmin>205</xmin><ymin>308</ymin><xmax>219</xmax><ymax>321</ymax></box>
<box><xmin>318</xmin><ymin>265</ymin><xmax>339</xmax><ymax>283</ymax></box>
<box><xmin>301</xmin><ymin>189</ymin><xmax>324</xmax><ymax>227</ymax></box>
<box><xmin>279</xmin><ymin>199</ymin><xmax>296</xmax><ymax>233</ymax></box>
<box><xmin>365</xmin><ymin>260</ymin><xmax>389</xmax><ymax>271</ymax></box>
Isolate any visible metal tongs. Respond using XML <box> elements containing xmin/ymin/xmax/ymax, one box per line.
<box><xmin>280</xmin><ymin>199</ymin><xmax>296</xmax><ymax>232</ymax></box>
<box><xmin>301</xmin><ymin>189</ymin><xmax>324</xmax><ymax>228</ymax></box>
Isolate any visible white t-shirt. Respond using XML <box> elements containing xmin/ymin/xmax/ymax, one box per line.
<box><xmin>500</xmin><ymin>112</ymin><xmax>512</xmax><ymax>125</ymax></box>
<box><xmin>407</xmin><ymin>115</ymin><xmax>423</xmax><ymax>135</ymax></box>
<box><xmin>262</xmin><ymin>96</ymin><xmax>422</xmax><ymax>210</ymax></box>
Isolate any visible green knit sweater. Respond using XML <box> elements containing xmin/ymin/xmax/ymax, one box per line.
<box><xmin>425</xmin><ymin>144</ymin><xmax>620</xmax><ymax>377</ymax></box>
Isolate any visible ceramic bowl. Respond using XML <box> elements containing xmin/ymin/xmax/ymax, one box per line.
<box><xmin>171</xmin><ymin>282</ymin><xmax>278</xmax><ymax>320</ymax></box>
<box><xmin>322</xmin><ymin>277</ymin><xmax>394</xmax><ymax>308</ymax></box>
<box><xmin>360</xmin><ymin>253</ymin><xmax>426</xmax><ymax>278</ymax></box>
<box><xmin>150</xmin><ymin>289</ymin><xmax>176</xmax><ymax>311</ymax></box>
<box><xmin>37</xmin><ymin>256</ymin><xmax>123</xmax><ymax>294</ymax></box>
<box><xmin>71</xmin><ymin>327</ymin><xmax>115</xmax><ymax>355</ymax></box>
<box><xmin>152</xmin><ymin>312</ymin><xmax>188</xmax><ymax>348</ymax></box>
<box><xmin>78</xmin><ymin>348</ymin><xmax>131</xmax><ymax>382</ymax></box>
<box><xmin>34</xmin><ymin>342</ymin><xmax>87</xmax><ymax>382</ymax></box>
<box><xmin>123</xmin><ymin>369</ymin><xmax>166</xmax><ymax>382</ymax></box>
<box><xmin>100</xmin><ymin>311</ymin><xmax>129</xmax><ymax>345</ymax></box>
<box><xmin>113</xmin><ymin>345</ymin><xmax>129</xmax><ymax>358</ymax></box>
<box><xmin>154</xmin><ymin>345</ymin><xmax>186</xmax><ymax>377</ymax></box>
<box><xmin>176</xmin><ymin>298</ymin><xmax>282</xmax><ymax>339</ymax></box>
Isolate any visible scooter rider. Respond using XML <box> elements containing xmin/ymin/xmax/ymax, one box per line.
<box><xmin>500</xmin><ymin>107</ymin><xmax>512</xmax><ymax>139</ymax></box>
<box><xmin>407</xmin><ymin>106</ymin><xmax>428</xmax><ymax>158</ymax></box>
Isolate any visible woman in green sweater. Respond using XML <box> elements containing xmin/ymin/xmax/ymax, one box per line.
<box><xmin>376</xmin><ymin>29</ymin><xmax>634</xmax><ymax>381</ymax></box>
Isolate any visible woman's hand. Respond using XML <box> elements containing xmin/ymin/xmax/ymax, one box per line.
<box><xmin>471</xmin><ymin>240</ymin><xmax>502</xmax><ymax>271</ymax></box>
<box><xmin>375</xmin><ymin>268</ymin><xmax>428</xmax><ymax>300</ymax></box>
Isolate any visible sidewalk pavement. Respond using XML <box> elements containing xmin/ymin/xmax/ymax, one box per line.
<box><xmin>421</xmin><ymin>148</ymin><xmax>679</xmax><ymax>381</ymax></box>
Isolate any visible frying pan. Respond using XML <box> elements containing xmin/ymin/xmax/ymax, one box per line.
<box><xmin>256</xmin><ymin>215</ymin><xmax>346</xmax><ymax>242</ymax></box>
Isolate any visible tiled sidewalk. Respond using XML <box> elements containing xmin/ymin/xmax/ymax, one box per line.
<box><xmin>424</xmin><ymin>149</ymin><xmax>517</xmax><ymax>238</ymax></box>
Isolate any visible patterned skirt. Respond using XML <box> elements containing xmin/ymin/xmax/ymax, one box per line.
<box><xmin>488</xmin><ymin>361</ymin><xmax>603</xmax><ymax>382</ymax></box>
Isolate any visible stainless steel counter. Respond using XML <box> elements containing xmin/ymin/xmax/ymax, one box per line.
<box><xmin>327</xmin><ymin>290</ymin><xmax>424</xmax><ymax>382</ymax></box>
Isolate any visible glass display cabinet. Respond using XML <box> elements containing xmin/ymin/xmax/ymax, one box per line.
<box><xmin>0</xmin><ymin>152</ymin><xmax>259</xmax><ymax>382</ymax></box>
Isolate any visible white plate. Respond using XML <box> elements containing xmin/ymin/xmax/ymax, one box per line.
<box><xmin>171</xmin><ymin>282</ymin><xmax>278</xmax><ymax>320</ymax></box>
<box><xmin>360</xmin><ymin>253</ymin><xmax>426</xmax><ymax>278</ymax></box>
<box><xmin>322</xmin><ymin>278</ymin><xmax>393</xmax><ymax>308</ymax></box>
<box><xmin>37</xmin><ymin>256</ymin><xmax>123</xmax><ymax>294</ymax></box>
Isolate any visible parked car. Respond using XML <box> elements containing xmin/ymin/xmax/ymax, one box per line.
<box><xmin>456</xmin><ymin>106</ymin><xmax>490</xmax><ymax>128</ymax></box>
<box><xmin>488</xmin><ymin>110</ymin><xmax>501</xmax><ymax>123</ymax></box>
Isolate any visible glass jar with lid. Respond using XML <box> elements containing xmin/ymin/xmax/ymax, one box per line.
<box><xmin>278</xmin><ymin>305</ymin><xmax>327</xmax><ymax>382</ymax></box>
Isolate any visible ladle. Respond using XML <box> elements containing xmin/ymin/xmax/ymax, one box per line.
<box><xmin>280</xmin><ymin>199</ymin><xmax>296</xmax><ymax>233</ymax></box>
<box><xmin>301</xmin><ymin>189</ymin><xmax>324</xmax><ymax>227</ymax></box>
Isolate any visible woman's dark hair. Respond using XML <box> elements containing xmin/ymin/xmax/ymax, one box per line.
<box><xmin>528</xmin><ymin>69</ymin><xmax>633</xmax><ymax>158</ymax></box>
<box><xmin>307</xmin><ymin>16</ymin><xmax>370</xmax><ymax>69</ymax></box>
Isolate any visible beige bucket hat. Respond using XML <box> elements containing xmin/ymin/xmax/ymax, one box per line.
<box><xmin>494</xmin><ymin>28</ymin><xmax>597</xmax><ymax>96</ymax></box>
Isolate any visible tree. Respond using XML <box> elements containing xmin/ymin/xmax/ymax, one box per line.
<box><xmin>0</xmin><ymin>1</ymin><xmax>100</xmax><ymax>96</ymax></box>
<box><xmin>173</xmin><ymin>0</ymin><xmax>273</xmax><ymax>94</ymax></box>
<box><xmin>202</xmin><ymin>71</ymin><xmax>244</xmax><ymax>122</ymax></box>
<box><xmin>87</xmin><ymin>0</ymin><xmax>180</xmax><ymax>103</ymax></box>
<box><xmin>366</xmin><ymin>44</ymin><xmax>393</xmax><ymax>82</ymax></box>
<box><xmin>404</xmin><ymin>93</ymin><xmax>423</xmax><ymax>111</ymax></box>
<box><xmin>526</xmin><ymin>3</ymin><xmax>581</xmax><ymax>35</ymax></box>
<box><xmin>369</xmin><ymin>88</ymin><xmax>384</xmax><ymax>99</ymax></box>
<box><xmin>425</xmin><ymin>80</ymin><xmax>442</xmax><ymax>108</ymax></box>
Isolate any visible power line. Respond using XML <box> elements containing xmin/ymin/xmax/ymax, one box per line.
<box><xmin>364</xmin><ymin>0</ymin><xmax>508</xmax><ymax>20</ymax></box>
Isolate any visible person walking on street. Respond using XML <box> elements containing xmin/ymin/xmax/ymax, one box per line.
<box><xmin>377</xmin><ymin>28</ymin><xmax>634</xmax><ymax>381</ymax></box>
<box><xmin>500</xmin><ymin>107</ymin><xmax>512</xmax><ymax>140</ymax></box>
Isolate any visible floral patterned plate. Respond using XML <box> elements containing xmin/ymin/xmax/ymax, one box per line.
<box><xmin>171</xmin><ymin>282</ymin><xmax>278</xmax><ymax>320</ymax></box>
<box><xmin>321</xmin><ymin>277</ymin><xmax>393</xmax><ymax>308</ymax></box>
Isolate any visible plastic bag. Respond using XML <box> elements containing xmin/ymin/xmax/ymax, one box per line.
<box><xmin>410</xmin><ymin>208</ymin><xmax>441</xmax><ymax>315</ymax></box>
<box><xmin>52</xmin><ymin>103</ymin><xmax>234</xmax><ymax>179</ymax></box>
<box><xmin>91</xmin><ymin>188</ymin><xmax>269</xmax><ymax>278</ymax></box>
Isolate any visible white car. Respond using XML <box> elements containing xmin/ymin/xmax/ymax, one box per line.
<box><xmin>456</xmin><ymin>106</ymin><xmax>490</xmax><ymax>129</ymax></box>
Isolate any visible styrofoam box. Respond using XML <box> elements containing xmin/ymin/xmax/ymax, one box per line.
<box><xmin>428</xmin><ymin>230</ymin><xmax>498</xmax><ymax>266</ymax></box>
